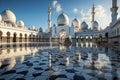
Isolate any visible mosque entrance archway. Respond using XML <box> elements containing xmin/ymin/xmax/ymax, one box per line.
<box><xmin>7</xmin><ymin>32</ymin><xmax>10</xmax><ymax>42</ymax></box>
<box><xmin>13</xmin><ymin>33</ymin><xmax>17</xmax><ymax>42</ymax></box>
<box><xmin>0</xmin><ymin>31</ymin><xmax>2</xmax><ymax>42</ymax></box>
<box><xmin>59</xmin><ymin>29</ymin><xmax>66</xmax><ymax>43</ymax></box>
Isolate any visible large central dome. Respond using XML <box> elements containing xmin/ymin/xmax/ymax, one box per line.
<box><xmin>57</xmin><ymin>12</ymin><xmax>69</xmax><ymax>26</ymax></box>
<box><xmin>1</xmin><ymin>9</ymin><xmax>16</xmax><ymax>23</ymax></box>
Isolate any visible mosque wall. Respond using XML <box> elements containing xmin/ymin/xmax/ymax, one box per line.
<box><xmin>0</xmin><ymin>9</ymin><xmax>45</xmax><ymax>43</ymax></box>
<box><xmin>0</xmin><ymin>0</ymin><xmax>120</xmax><ymax>44</ymax></box>
<box><xmin>0</xmin><ymin>25</ymin><xmax>44</xmax><ymax>43</ymax></box>
<box><xmin>109</xmin><ymin>19</ymin><xmax>120</xmax><ymax>43</ymax></box>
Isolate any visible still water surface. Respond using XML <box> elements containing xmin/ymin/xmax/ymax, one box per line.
<box><xmin>0</xmin><ymin>42</ymin><xmax>120</xmax><ymax>80</ymax></box>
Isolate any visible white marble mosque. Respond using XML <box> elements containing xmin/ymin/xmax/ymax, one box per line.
<box><xmin>0</xmin><ymin>9</ymin><xmax>44</xmax><ymax>43</ymax></box>
<box><xmin>0</xmin><ymin>0</ymin><xmax>120</xmax><ymax>80</ymax></box>
<box><xmin>50</xmin><ymin>0</ymin><xmax>120</xmax><ymax>44</ymax></box>
<box><xmin>51</xmin><ymin>3</ymin><xmax>103</xmax><ymax>43</ymax></box>
<box><xmin>0</xmin><ymin>0</ymin><xmax>120</xmax><ymax>44</ymax></box>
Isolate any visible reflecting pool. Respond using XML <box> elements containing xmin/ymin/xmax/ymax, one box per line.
<box><xmin>0</xmin><ymin>42</ymin><xmax>120</xmax><ymax>80</ymax></box>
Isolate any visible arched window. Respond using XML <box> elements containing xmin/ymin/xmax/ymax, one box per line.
<box><xmin>20</xmin><ymin>33</ymin><xmax>23</xmax><ymax>42</ymax></box>
<box><xmin>29</xmin><ymin>35</ymin><xmax>32</xmax><ymax>42</ymax></box>
<box><xmin>13</xmin><ymin>33</ymin><xmax>17</xmax><ymax>42</ymax></box>
<box><xmin>25</xmin><ymin>34</ymin><xmax>27</xmax><ymax>42</ymax></box>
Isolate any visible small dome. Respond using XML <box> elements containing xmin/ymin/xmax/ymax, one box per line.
<box><xmin>57</xmin><ymin>12</ymin><xmax>69</xmax><ymax>26</ymax></box>
<box><xmin>30</xmin><ymin>25</ymin><xmax>35</xmax><ymax>30</ymax></box>
<box><xmin>0</xmin><ymin>14</ymin><xmax>2</xmax><ymax>21</ymax></box>
<box><xmin>39</xmin><ymin>27</ymin><xmax>43</xmax><ymax>32</ymax></box>
<box><xmin>1</xmin><ymin>9</ymin><xmax>16</xmax><ymax>23</ymax></box>
<box><xmin>92</xmin><ymin>21</ymin><xmax>99</xmax><ymax>30</ymax></box>
<box><xmin>81</xmin><ymin>21</ymin><xmax>88</xmax><ymax>30</ymax></box>
<box><xmin>72</xmin><ymin>18</ymin><xmax>80</xmax><ymax>27</ymax></box>
<box><xmin>17</xmin><ymin>20</ymin><xmax>24</xmax><ymax>28</ymax></box>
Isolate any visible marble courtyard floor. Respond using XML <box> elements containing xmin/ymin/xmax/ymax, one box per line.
<box><xmin>0</xmin><ymin>42</ymin><xmax>120</xmax><ymax>80</ymax></box>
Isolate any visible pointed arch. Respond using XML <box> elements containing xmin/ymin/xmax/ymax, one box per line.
<box><xmin>20</xmin><ymin>33</ymin><xmax>23</xmax><ymax>42</ymax></box>
<box><xmin>6</xmin><ymin>32</ymin><xmax>10</xmax><ymax>42</ymax></box>
<box><xmin>25</xmin><ymin>34</ymin><xmax>27</xmax><ymax>42</ymax></box>
<box><xmin>13</xmin><ymin>32</ymin><xmax>17</xmax><ymax>42</ymax></box>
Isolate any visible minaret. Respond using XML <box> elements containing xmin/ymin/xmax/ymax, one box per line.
<box><xmin>111</xmin><ymin>0</ymin><xmax>118</xmax><ymax>23</ymax></box>
<box><xmin>91</xmin><ymin>2</ymin><xmax>95</xmax><ymax>29</ymax></box>
<box><xmin>91</xmin><ymin>3</ymin><xmax>95</xmax><ymax>23</ymax></box>
<box><xmin>48</xmin><ymin>3</ymin><xmax>51</xmax><ymax>29</ymax></box>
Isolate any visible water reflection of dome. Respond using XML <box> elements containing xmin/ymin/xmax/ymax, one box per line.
<box><xmin>19</xmin><ymin>55</ymin><xmax>24</xmax><ymax>63</ymax></box>
<box><xmin>6</xmin><ymin>57</ymin><xmax>16</xmax><ymax>70</ymax></box>
<box><xmin>1</xmin><ymin>9</ymin><xmax>16</xmax><ymax>23</ymax></box>
<box><xmin>31</xmin><ymin>53</ymin><xmax>35</xmax><ymax>57</ymax></box>
<box><xmin>75</xmin><ymin>51</ymin><xmax>81</xmax><ymax>62</ymax></box>
<box><xmin>57</xmin><ymin>12</ymin><xmax>69</xmax><ymax>26</ymax></box>
<box><xmin>66</xmin><ymin>57</ymin><xmax>69</xmax><ymax>66</ymax></box>
<box><xmin>60</xmin><ymin>44</ymin><xmax>66</xmax><ymax>52</ymax></box>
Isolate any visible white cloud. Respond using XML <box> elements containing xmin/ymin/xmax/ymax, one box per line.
<box><xmin>73</xmin><ymin>8</ymin><xmax>78</xmax><ymax>13</ymax></box>
<box><xmin>80</xmin><ymin>5</ymin><xmax>110</xmax><ymax>29</ymax></box>
<box><xmin>56</xmin><ymin>4</ymin><xmax>62</xmax><ymax>12</ymax></box>
<box><xmin>52</xmin><ymin>0</ymin><xmax>62</xmax><ymax>12</ymax></box>
<box><xmin>95</xmin><ymin>5</ymin><xmax>106</xmax><ymax>18</ymax></box>
<box><xmin>52</xmin><ymin>0</ymin><xmax>57</xmax><ymax>8</ymax></box>
<box><xmin>80</xmin><ymin>9</ymin><xmax>91</xmax><ymax>20</ymax></box>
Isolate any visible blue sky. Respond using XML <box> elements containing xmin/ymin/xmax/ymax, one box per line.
<box><xmin>0</xmin><ymin>0</ymin><xmax>120</xmax><ymax>31</ymax></box>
